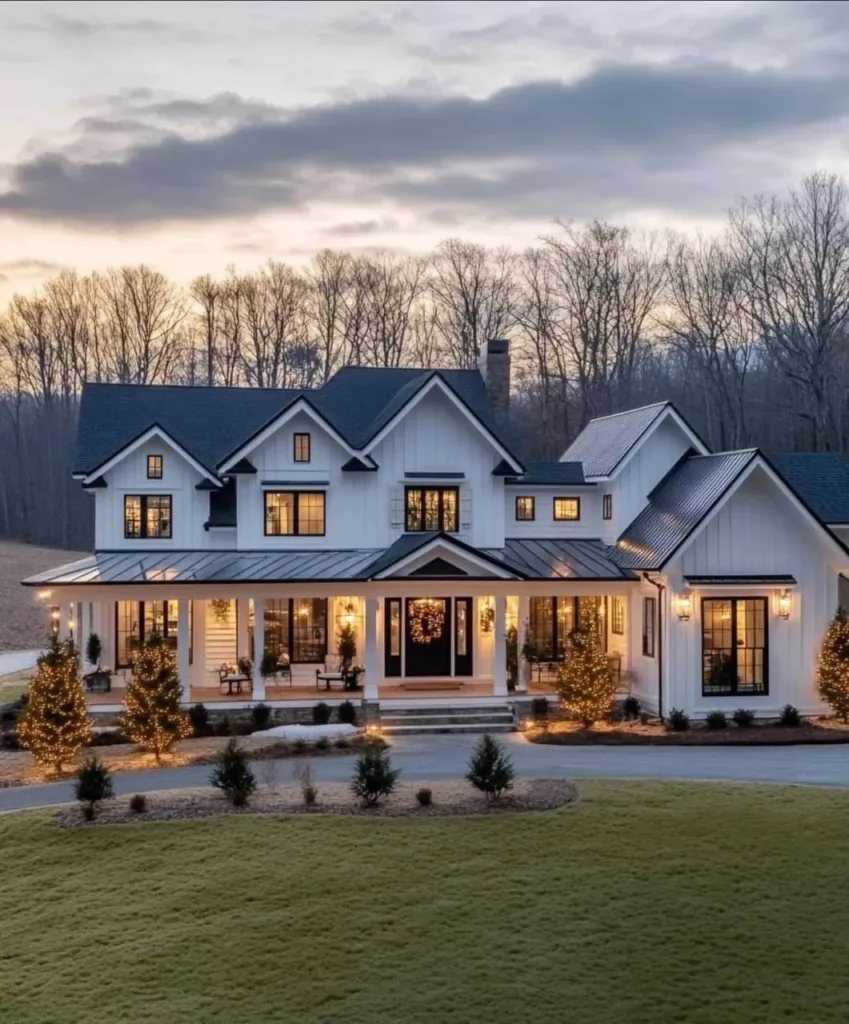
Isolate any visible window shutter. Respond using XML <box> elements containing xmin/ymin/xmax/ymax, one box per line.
<box><xmin>390</xmin><ymin>487</ymin><xmax>404</xmax><ymax>529</ymax></box>
<box><xmin>460</xmin><ymin>489</ymin><xmax>472</xmax><ymax>531</ymax></box>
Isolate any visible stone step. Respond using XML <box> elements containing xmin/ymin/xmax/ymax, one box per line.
<box><xmin>381</xmin><ymin>722</ymin><xmax>515</xmax><ymax>735</ymax></box>
<box><xmin>381</xmin><ymin>712</ymin><xmax>514</xmax><ymax>727</ymax></box>
<box><xmin>380</xmin><ymin>704</ymin><xmax>511</xmax><ymax>719</ymax></box>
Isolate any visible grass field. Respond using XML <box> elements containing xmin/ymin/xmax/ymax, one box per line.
<box><xmin>3</xmin><ymin>781</ymin><xmax>849</xmax><ymax>1023</ymax></box>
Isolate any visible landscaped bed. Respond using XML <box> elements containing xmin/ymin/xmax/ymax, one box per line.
<box><xmin>526</xmin><ymin>717</ymin><xmax>849</xmax><ymax>745</ymax></box>
<box><xmin>56</xmin><ymin>778</ymin><xmax>576</xmax><ymax>826</ymax></box>
<box><xmin>4</xmin><ymin>781</ymin><xmax>849</xmax><ymax>1023</ymax></box>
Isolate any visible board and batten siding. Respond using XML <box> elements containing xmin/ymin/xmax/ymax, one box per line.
<box><xmin>504</xmin><ymin>486</ymin><xmax>603</xmax><ymax>539</ymax></box>
<box><xmin>665</xmin><ymin>467</ymin><xmax>845</xmax><ymax>717</ymax></box>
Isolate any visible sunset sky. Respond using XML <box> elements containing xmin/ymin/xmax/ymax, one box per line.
<box><xmin>0</xmin><ymin>0</ymin><xmax>847</xmax><ymax>302</ymax></box>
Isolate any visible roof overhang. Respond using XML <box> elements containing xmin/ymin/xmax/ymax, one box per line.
<box><xmin>370</xmin><ymin>534</ymin><xmax>523</xmax><ymax>581</ymax></box>
<box><xmin>684</xmin><ymin>574</ymin><xmax>797</xmax><ymax>588</ymax></box>
<box><xmin>80</xmin><ymin>425</ymin><xmax>221</xmax><ymax>487</ymax></box>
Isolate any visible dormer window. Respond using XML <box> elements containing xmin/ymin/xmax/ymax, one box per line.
<box><xmin>294</xmin><ymin>433</ymin><xmax>311</xmax><ymax>463</ymax></box>
<box><xmin>147</xmin><ymin>454</ymin><xmax>163</xmax><ymax>479</ymax></box>
<box><xmin>405</xmin><ymin>487</ymin><xmax>458</xmax><ymax>532</ymax></box>
<box><xmin>515</xmin><ymin>496</ymin><xmax>535</xmax><ymax>521</ymax></box>
<box><xmin>125</xmin><ymin>495</ymin><xmax>172</xmax><ymax>539</ymax></box>
<box><xmin>553</xmin><ymin>497</ymin><xmax>580</xmax><ymax>521</ymax></box>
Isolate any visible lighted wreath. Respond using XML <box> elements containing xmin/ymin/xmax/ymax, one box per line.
<box><xmin>479</xmin><ymin>600</ymin><xmax>494</xmax><ymax>634</ymax></box>
<box><xmin>211</xmin><ymin>598</ymin><xmax>232</xmax><ymax>625</ymax></box>
<box><xmin>408</xmin><ymin>599</ymin><xmax>445</xmax><ymax>644</ymax></box>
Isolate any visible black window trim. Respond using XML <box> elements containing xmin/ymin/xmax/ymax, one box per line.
<box><xmin>404</xmin><ymin>486</ymin><xmax>460</xmax><ymax>533</ymax></box>
<box><xmin>124</xmin><ymin>493</ymin><xmax>172</xmax><ymax>539</ymax></box>
<box><xmin>611</xmin><ymin>596</ymin><xmax>625</xmax><ymax>635</ymax></box>
<box><xmin>515</xmin><ymin>495</ymin><xmax>535</xmax><ymax>521</ymax></box>
<box><xmin>262</xmin><ymin>597</ymin><xmax>328</xmax><ymax>664</ymax></box>
<box><xmin>642</xmin><ymin>596</ymin><xmax>656</xmax><ymax>658</ymax></box>
<box><xmin>146</xmin><ymin>454</ymin><xmax>163</xmax><ymax>480</ymax></box>
<box><xmin>528</xmin><ymin>596</ymin><xmax>608</xmax><ymax>661</ymax></box>
<box><xmin>114</xmin><ymin>599</ymin><xmax>186</xmax><ymax>670</ymax></box>
<box><xmin>603</xmin><ymin>493</ymin><xmax>613</xmax><ymax>520</ymax></box>
<box><xmin>264</xmin><ymin>490</ymin><xmax>326</xmax><ymax>537</ymax></box>
<box><xmin>701</xmin><ymin>596</ymin><xmax>769</xmax><ymax>697</ymax></box>
<box><xmin>293</xmin><ymin>432</ymin><xmax>311</xmax><ymax>463</ymax></box>
<box><xmin>553</xmin><ymin>496</ymin><xmax>581</xmax><ymax>522</ymax></box>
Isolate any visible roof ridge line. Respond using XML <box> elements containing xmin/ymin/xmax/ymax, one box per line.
<box><xmin>585</xmin><ymin>401</ymin><xmax>669</xmax><ymax>424</ymax></box>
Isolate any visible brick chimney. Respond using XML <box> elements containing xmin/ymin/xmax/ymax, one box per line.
<box><xmin>478</xmin><ymin>337</ymin><xmax>510</xmax><ymax>424</ymax></box>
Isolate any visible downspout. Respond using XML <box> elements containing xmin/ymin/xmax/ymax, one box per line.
<box><xmin>644</xmin><ymin>573</ymin><xmax>665</xmax><ymax>722</ymax></box>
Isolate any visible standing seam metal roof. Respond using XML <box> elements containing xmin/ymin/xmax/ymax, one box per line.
<box><xmin>560</xmin><ymin>403</ymin><xmax>670</xmax><ymax>478</ymax></box>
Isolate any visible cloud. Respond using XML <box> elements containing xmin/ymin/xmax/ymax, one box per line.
<box><xmin>325</xmin><ymin>219</ymin><xmax>396</xmax><ymax>237</ymax></box>
<box><xmin>0</xmin><ymin>259</ymin><xmax>65</xmax><ymax>273</ymax></box>
<box><xmin>1</xmin><ymin>60</ymin><xmax>848</xmax><ymax>228</ymax></box>
<box><xmin>29</xmin><ymin>13</ymin><xmax>205</xmax><ymax>43</ymax></box>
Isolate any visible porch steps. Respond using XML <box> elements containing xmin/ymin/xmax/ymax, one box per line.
<box><xmin>379</xmin><ymin>704</ymin><xmax>515</xmax><ymax>735</ymax></box>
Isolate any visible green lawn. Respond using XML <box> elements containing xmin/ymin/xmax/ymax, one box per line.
<box><xmin>2</xmin><ymin>782</ymin><xmax>849</xmax><ymax>1023</ymax></box>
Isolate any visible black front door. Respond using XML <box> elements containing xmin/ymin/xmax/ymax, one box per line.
<box><xmin>405</xmin><ymin>597</ymin><xmax>452</xmax><ymax>677</ymax></box>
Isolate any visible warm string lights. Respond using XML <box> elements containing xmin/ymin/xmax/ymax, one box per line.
<box><xmin>816</xmin><ymin>608</ymin><xmax>849</xmax><ymax>722</ymax></box>
<box><xmin>119</xmin><ymin>635</ymin><xmax>191</xmax><ymax>760</ymax></box>
<box><xmin>555</xmin><ymin>615</ymin><xmax>616</xmax><ymax>726</ymax></box>
<box><xmin>408</xmin><ymin>599</ymin><xmax>445</xmax><ymax>644</ymax></box>
<box><xmin>17</xmin><ymin>636</ymin><xmax>92</xmax><ymax>772</ymax></box>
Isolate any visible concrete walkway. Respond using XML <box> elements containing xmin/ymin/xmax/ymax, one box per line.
<box><xmin>3</xmin><ymin>734</ymin><xmax>849</xmax><ymax>813</ymax></box>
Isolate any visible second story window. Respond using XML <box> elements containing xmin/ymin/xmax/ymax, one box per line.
<box><xmin>147</xmin><ymin>454</ymin><xmax>163</xmax><ymax>479</ymax></box>
<box><xmin>124</xmin><ymin>495</ymin><xmax>172</xmax><ymax>539</ymax></box>
<box><xmin>405</xmin><ymin>487</ymin><xmax>458</xmax><ymax>532</ymax></box>
<box><xmin>265</xmin><ymin>491</ymin><xmax>325</xmax><ymax>536</ymax></box>
<box><xmin>603</xmin><ymin>494</ymin><xmax>613</xmax><ymax>520</ymax></box>
<box><xmin>293</xmin><ymin>433</ymin><xmax>311</xmax><ymax>463</ymax></box>
<box><xmin>515</xmin><ymin>496</ymin><xmax>535</xmax><ymax>521</ymax></box>
<box><xmin>553</xmin><ymin>497</ymin><xmax>580</xmax><ymax>521</ymax></box>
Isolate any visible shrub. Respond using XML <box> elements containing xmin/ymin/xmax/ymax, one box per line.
<box><xmin>74</xmin><ymin>756</ymin><xmax>114</xmax><ymax>818</ymax></box>
<box><xmin>293</xmin><ymin>738</ymin><xmax>308</xmax><ymax>755</ymax></box>
<box><xmin>623</xmin><ymin>695</ymin><xmax>641</xmax><ymax>721</ymax></box>
<box><xmin>779</xmin><ymin>704</ymin><xmax>802</xmax><ymax>728</ymax></box>
<box><xmin>294</xmin><ymin>759</ymin><xmax>317</xmax><ymax>806</ymax></box>
<box><xmin>314</xmin><ymin>737</ymin><xmax>329</xmax><ymax>752</ymax></box>
<box><xmin>705</xmin><ymin>710</ymin><xmax>728</xmax><ymax>731</ymax></box>
<box><xmin>530</xmin><ymin>696</ymin><xmax>549</xmax><ymax>721</ymax></box>
<box><xmin>337</xmin><ymin>700</ymin><xmax>357</xmax><ymax>725</ymax></box>
<box><xmin>667</xmin><ymin>708</ymin><xmax>690</xmax><ymax>732</ymax></box>
<box><xmin>351</xmin><ymin>746</ymin><xmax>400</xmax><ymax>806</ymax></box>
<box><xmin>214</xmin><ymin>715</ymin><xmax>232</xmax><ymax>737</ymax></box>
<box><xmin>416</xmin><ymin>787</ymin><xmax>432</xmax><ymax>807</ymax></box>
<box><xmin>189</xmin><ymin>703</ymin><xmax>210</xmax><ymax>737</ymax></box>
<box><xmin>88</xmin><ymin>729</ymin><xmax>129</xmax><ymax>747</ymax></box>
<box><xmin>334</xmin><ymin>737</ymin><xmax>350</xmax><ymax>750</ymax></box>
<box><xmin>251</xmin><ymin>703</ymin><xmax>272</xmax><ymax>729</ymax></box>
<box><xmin>466</xmin><ymin>734</ymin><xmax>515</xmax><ymax>800</ymax></box>
<box><xmin>733</xmin><ymin>708</ymin><xmax>755</xmax><ymax>729</ymax></box>
<box><xmin>120</xmin><ymin>635</ymin><xmax>191</xmax><ymax>759</ymax></box>
<box><xmin>129</xmin><ymin>793</ymin><xmax>147</xmax><ymax>814</ymax></box>
<box><xmin>209</xmin><ymin>738</ymin><xmax>257</xmax><ymax>806</ymax></box>
<box><xmin>312</xmin><ymin>702</ymin><xmax>332</xmax><ymax>726</ymax></box>
<box><xmin>555</xmin><ymin>620</ymin><xmax>616</xmax><ymax>725</ymax></box>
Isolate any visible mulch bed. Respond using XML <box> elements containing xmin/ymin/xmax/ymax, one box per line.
<box><xmin>55</xmin><ymin>779</ymin><xmax>578</xmax><ymax>827</ymax></box>
<box><xmin>528</xmin><ymin>721</ymin><xmax>849</xmax><ymax>745</ymax></box>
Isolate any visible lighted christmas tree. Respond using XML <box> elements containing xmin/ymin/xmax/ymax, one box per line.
<box><xmin>816</xmin><ymin>608</ymin><xmax>849</xmax><ymax>722</ymax></box>
<box><xmin>120</xmin><ymin>634</ymin><xmax>191</xmax><ymax>760</ymax></box>
<box><xmin>17</xmin><ymin>636</ymin><xmax>91</xmax><ymax>773</ymax></box>
<box><xmin>555</xmin><ymin>615</ymin><xmax>616</xmax><ymax>727</ymax></box>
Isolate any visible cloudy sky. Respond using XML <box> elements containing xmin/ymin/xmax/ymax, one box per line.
<box><xmin>0</xmin><ymin>0</ymin><xmax>847</xmax><ymax>301</ymax></box>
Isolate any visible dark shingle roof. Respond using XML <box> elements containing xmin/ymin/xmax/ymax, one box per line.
<box><xmin>504</xmin><ymin>461</ymin><xmax>587</xmax><ymax>486</ymax></box>
<box><xmin>614</xmin><ymin>450</ymin><xmax>758</xmax><ymax>570</ymax></box>
<box><xmin>74</xmin><ymin>366</ymin><xmax>518</xmax><ymax>477</ymax></box>
<box><xmin>768</xmin><ymin>452</ymin><xmax>849</xmax><ymax>524</ymax></box>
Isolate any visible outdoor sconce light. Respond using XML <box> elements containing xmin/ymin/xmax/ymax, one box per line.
<box><xmin>778</xmin><ymin>590</ymin><xmax>792</xmax><ymax>619</ymax></box>
<box><xmin>675</xmin><ymin>592</ymin><xmax>692</xmax><ymax>621</ymax></box>
<box><xmin>342</xmin><ymin>602</ymin><xmax>355</xmax><ymax>627</ymax></box>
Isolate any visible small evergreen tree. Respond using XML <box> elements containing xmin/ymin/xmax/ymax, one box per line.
<box><xmin>17</xmin><ymin>636</ymin><xmax>91</xmax><ymax>772</ymax></box>
<box><xmin>817</xmin><ymin>608</ymin><xmax>849</xmax><ymax>722</ymax></box>
<box><xmin>85</xmin><ymin>633</ymin><xmax>102</xmax><ymax>669</ymax></box>
<box><xmin>466</xmin><ymin>733</ymin><xmax>515</xmax><ymax>799</ymax></box>
<box><xmin>555</xmin><ymin>618</ymin><xmax>616</xmax><ymax>726</ymax></box>
<box><xmin>120</xmin><ymin>635</ymin><xmax>190</xmax><ymax>760</ymax></box>
<box><xmin>74</xmin><ymin>756</ymin><xmax>114</xmax><ymax>819</ymax></box>
<box><xmin>210</xmin><ymin>738</ymin><xmax>257</xmax><ymax>806</ymax></box>
<box><xmin>351</xmin><ymin>746</ymin><xmax>400</xmax><ymax>806</ymax></box>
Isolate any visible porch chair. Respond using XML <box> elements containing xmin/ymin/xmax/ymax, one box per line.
<box><xmin>316</xmin><ymin>655</ymin><xmax>346</xmax><ymax>691</ymax></box>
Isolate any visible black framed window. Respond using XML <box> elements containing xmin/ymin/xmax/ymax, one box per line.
<box><xmin>115</xmin><ymin>599</ymin><xmax>185</xmax><ymax>669</ymax></box>
<box><xmin>264</xmin><ymin>491</ymin><xmax>325</xmax><ymax>536</ymax></box>
<box><xmin>528</xmin><ymin>596</ymin><xmax>606</xmax><ymax>661</ymax></box>
<box><xmin>515</xmin><ymin>496</ymin><xmax>535</xmax><ymax>521</ymax></box>
<box><xmin>293</xmin><ymin>433</ymin><xmax>311</xmax><ymax>463</ymax></box>
<box><xmin>611</xmin><ymin>596</ymin><xmax>625</xmax><ymax>635</ymax></box>
<box><xmin>553</xmin><ymin>497</ymin><xmax>580</xmax><ymax>521</ymax></box>
<box><xmin>702</xmin><ymin>598</ymin><xmax>768</xmax><ymax>696</ymax></box>
<box><xmin>147</xmin><ymin>454</ymin><xmax>163</xmax><ymax>479</ymax></box>
<box><xmin>124</xmin><ymin>494</ymin><xmax>172</xmax><ymax>539</ymax></box>
<box><xmin>642</xmin><ymin>597</ymin><xmax>656</xmax><ymax>657</ymax></box>
<box><xmin>603</xmin><ymin>494</ymin><xmax>613</xmax><ymax>520</ymax></box>
<box><xmin>405</xmin><ymin>487</ymin><xmax>459</xmax><ymax>532</ymax></box>
<box><xmin>263</xmin><ymin>598</ymin><xmax>327</xmax><ymax>663</ymax></box>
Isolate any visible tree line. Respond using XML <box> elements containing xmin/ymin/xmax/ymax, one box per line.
<box><xmin>2</xmin><ymin>171</ymin><xmax>849</xmax><ymax>551</ymax></box>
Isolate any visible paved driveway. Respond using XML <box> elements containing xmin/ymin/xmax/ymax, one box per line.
<box><xmin>3</xmin><ymin>734</ymin><xmax>849</xmax><ymax>813</ymax></box>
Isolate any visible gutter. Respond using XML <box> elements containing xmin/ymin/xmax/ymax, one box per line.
<box><xmin>643</xmin><ymin>572</ymin><xmax>665</xmax><ymax>721</ymax></box>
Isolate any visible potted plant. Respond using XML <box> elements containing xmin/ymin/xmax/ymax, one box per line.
<box><xmin>260</xmin><ymin>650</ymin><xmax>280</xmax><ymax>679</ymax></box>
<box><xmin>337</xmin><ymin>623</ymin><xmax>357</xmax><ymax>673</ymax></box>
<box><xmin>83</xmin><ymin>633</ymin><xmax>111</xmax><ymax>693</ymax></box>
<box><xmin>237</xmin><ymin>656</ymin><xmax>253</xmax><ymax>677</ymax></box>
<box><xmin>345</xmin><ymin>664</ymin><xmax>364</xmax><ymax>691</ymax></box>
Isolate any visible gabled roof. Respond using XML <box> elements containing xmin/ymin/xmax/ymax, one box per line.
<box><xmin>614</xmin><ymin>450</ymin><xmax>758</xmax><ymax>570</ymax></box>
<box><xmin>74</xmin><ymin>365</ymin><xmax>519</xmax><ymax>478</ymax></box>
<box><xmin>561</xmin><ymin>402</ymin><xmax>707</xmax><ymax>479</ymax></box>
<box><xmin>768</xmin><ymin>452</ymin><xmax>849</xmax><ymax>525</ymax></box>
<box><xmin>504</xmin><ymin>461</ymin><xmax>587</xmax><ymax>486</ymax></box>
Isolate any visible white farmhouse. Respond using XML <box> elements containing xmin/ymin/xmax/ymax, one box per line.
<box><xmin>24</xmin><ymin>340</ymin><xmax>849</xmax><ymax>723</ymax></box>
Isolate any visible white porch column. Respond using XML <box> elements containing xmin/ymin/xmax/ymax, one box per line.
<box><xmin>364</xmin><ymin>596</ymin><xmax>379</xmax><ymax>701</ymax></box>
<box><xmin>177</xmin><ymin>599</ymin><xmax>191</xmax><ymax>704</ymax></box>
<box><xmin>517</xmin><ymin>594</ymin><xmax>529</xmax><ymax>693</ymax></box>
<box><xmin>252</xmin><ymin>598</ymin><xmax>266</xmax><ymax>700</ymax></box>
<box><xmin>236</xmin><ymin>598</ymin><xmax>249</xmax><ymax>661</ymax></box>
<box><xmin>494</xmin><ymin>594</ymin><xmax>508</xmax><ymax>697</ymax></box>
